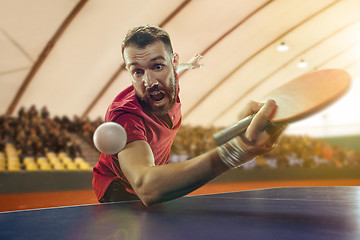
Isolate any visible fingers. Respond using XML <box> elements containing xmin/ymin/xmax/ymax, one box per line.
<box><xmin>238</xmin><ymin>100</ymin><xmax>265</xmax><ymax>120</ymax></box>
<box><xmin>193</xmin><ymin>54</ymin><xmax>203</xmax><ymax>61</ymax></box>
<box><xmin>235</xmin><ymin>99</ymin><xmax>285</xmax><ymax>157</ymax></box>
<box><xmin>190</xmin><ymin>54</ymin><xmax>204</xmax><ymax>69</ymax></box>
<box><xmin>245</xmin><ymin>99</ymin><xmax>277</xmax><ymax>142</ymax></box>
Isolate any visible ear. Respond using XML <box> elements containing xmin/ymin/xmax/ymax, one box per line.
<box><xmin>172</xmin><ymin>53</ymin><xmax>179</xmax><ymax>71</ymax></box>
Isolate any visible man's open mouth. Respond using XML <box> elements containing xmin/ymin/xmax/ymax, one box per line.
<box><xmin>149</xmin><ymin>91</ymin><xmax>165</xmax><ymax>102</ymax></box>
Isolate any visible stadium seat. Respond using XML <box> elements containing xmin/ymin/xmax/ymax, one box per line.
<box><xmin>74</xmin><ymin>157</ymin><xmax>84</xmax><ymax>164</ymax></box>
<box><xmin>23</xmin><ymin>157</ymin><xmax>35</xmax><ymax>165</ymax></box>
<box><xmin>53</xmin><ymin>162</ymin><xmax>65</xmax><ymax>171</ymax></box>
<box><xmin>49</xmin><ymin>157</ymin><xmax>60</xmax><ymax>166</ymax></box>
<box><xmin>62</xmin><ymin>157</ymin><xmax>72</xmax><ymax>164</ymax></box>
<box><xmin>25</xmin><ymin>162</ymin><xmax>39</xmax><ymax>171</ymax></box>
<box><xmin>0</xmin><ymin>152</ymin><xmax>5</xmax><ymax>161</ymax></box>
<box><xmin>78</xmin><ymin>161</ymin><xmax>91</xmax><ymax>170</ymax></box>
<box><xmin>39</xmin><ymin>162</ymin><xmax>52</xmax><ymax>171</ymax></box>
<box><xmin>7</xmin><ymin>161</ymin><xmax>21</xmax><ymax>171</ymax></box>
<box><xmin>5</xmin><ymin>144</ymin><xmax>18</xmax><ymax>157</ymax></box>
<box><xmin>0</xmin><ymin>161</ymin><xmax>5</xmax><ymax>171</ymax></box>
<box><xmin>46</xmin><ymin>152</ymin><xmax>56</xmax><ymax>159</ymax></box>
<box><xmin>58</xmin><ymin>152</ymin><xmax>68</xmax><ymax>160</ymax></box>
<box><xmin>65</xmin><ymin>161</ymin><xmax>78</xmax><ymax>171</ymax></box>
<box><xmin>36</xmin><ymin>157</ymin><xmax>48</xmax><ymax>165</ymax></box>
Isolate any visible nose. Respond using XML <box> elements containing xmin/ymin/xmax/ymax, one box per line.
<box><xmin>142</xmin><ymin>70</ymin><xmax>158</xmax><ymax>89</ymax></box>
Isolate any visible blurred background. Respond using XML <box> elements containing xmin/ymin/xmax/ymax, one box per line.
<box><xmin>1</xmin><ymin>0</ymin><xmax>360</xmax><ymax>211</ymax></box>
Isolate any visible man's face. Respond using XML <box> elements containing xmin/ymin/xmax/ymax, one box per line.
<box><xmin>123</xmin><ymin>40</ymin><xmax>179</xmax><ymax>116</ymax></box>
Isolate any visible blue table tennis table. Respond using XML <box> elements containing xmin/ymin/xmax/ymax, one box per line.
<box><xmin>1</xmin><ymin>186</ymin><xmax>359</xmax><ymax>240</ymax></box>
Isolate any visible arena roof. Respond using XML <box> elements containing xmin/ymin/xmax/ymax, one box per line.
<box><xmin>1</xmin><ymin>0</ymin><xmax>360</xmax><ymax>137</ymax></box>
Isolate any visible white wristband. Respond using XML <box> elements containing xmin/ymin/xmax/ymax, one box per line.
<box><xmin>218</xmin><ymin>138</ymin><xmax>255</xmax><ymax>169</ymax></box>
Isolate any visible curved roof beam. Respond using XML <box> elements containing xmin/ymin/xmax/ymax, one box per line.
<box><xmin>5</xmin><ymin>0</ymin><xmax>89</xmax><ymax>116</ymax></box>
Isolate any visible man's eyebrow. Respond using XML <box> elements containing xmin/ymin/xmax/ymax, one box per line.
<box><xmin>151</xmin><ymin>55</ymin><xmax>165</xmax><ymax>61</ymax></box>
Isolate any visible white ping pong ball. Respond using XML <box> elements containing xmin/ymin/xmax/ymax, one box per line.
<box><xmin>93</xmin><ymin>122</ymin><xmax>127</xmax><ymax>155</ymax></box>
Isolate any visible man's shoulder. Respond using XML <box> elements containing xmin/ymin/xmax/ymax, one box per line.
<box><xmin>105</xmin><ymin>86</ymin><xmax>143</xmax><ymax>121</ymax></box>
<box><xmin>113</xmin><ymin>85</ymin><xmax>136</xmax><ymax>102</ymax></box>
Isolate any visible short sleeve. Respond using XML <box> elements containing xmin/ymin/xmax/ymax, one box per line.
<box><xmin>115</xmin><ymin>113</ymin><xmax>147</xmax><ymax>143</ymax></box>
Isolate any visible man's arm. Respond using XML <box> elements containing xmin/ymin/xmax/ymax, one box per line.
<box><xmin>118</xmin><ymin>100</ymin><xmax>284</xmax><ymax>206</ymax></box>
<box><xmin>118</xmin><ymin>140</ymin><xmax>226</xmax><ymax>206</ymax></box>
<box><xmin>176</xmin><ymin>54</ymin><xmax>203</xmax><ymax>74</ymax></box>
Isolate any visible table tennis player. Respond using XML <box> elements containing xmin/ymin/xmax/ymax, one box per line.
<box><xmin>92</xmin><ymin>25</ymin><xmax>286</xmax><ymax>206</ymax></box>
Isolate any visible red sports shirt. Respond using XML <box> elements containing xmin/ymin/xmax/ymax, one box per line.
<box><xmin>92</xmin><ymin>85</ymin><xmax>181</xmax><ymax>201</ymax></box>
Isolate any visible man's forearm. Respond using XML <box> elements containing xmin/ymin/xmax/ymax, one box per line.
<box><xmin>119</xmin><ymin>143</ymin><xmax>228</xmax><ymax>207</ymax></box>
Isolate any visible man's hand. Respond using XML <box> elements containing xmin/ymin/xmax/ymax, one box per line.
<box><xmin>239</xmin><ymin>99</ymin><xmax>286</xmax><ymax>156</ymax></box>
<box><xmin>187</xmin><ymin>54</ymin><xmax>203</xmax><ymax>69</ymax></box>
<box><xmin>218</xmin><ymin>100</ymin><xmax>286</xmax><ymax>168</ymax></box>
<box><xmin>176</xmin><ymin>54</ymin><xmax>203</xmax><ymax>74</ymax></box>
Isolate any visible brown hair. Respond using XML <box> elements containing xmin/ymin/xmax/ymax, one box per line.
<box><xmin>121</xmin><ymin>25</ymin><xmax>173</xmax><ymax>57</ymax></box>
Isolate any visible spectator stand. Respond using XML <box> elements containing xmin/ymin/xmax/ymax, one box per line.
<box><xmin>1</xmin><ymin>105</ymin><xmax>360</xmax><ymax>196</ymax></box>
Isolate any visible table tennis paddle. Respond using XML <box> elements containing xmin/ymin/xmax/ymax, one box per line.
<box><xmin>213</xmin><ymin>69</ymin><xmax>351</xmax><ymax>146</ymax></box>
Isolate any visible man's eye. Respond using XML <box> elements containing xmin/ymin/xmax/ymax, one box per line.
<box><xmin>133</xmin><ymin>69</ymin><xmax>143</xmax><ymax>76</ymax></box>
<box><xmin>154</xmin><ymin>64</ymin><xmax>163</xmax><ymax>71</ymax></box>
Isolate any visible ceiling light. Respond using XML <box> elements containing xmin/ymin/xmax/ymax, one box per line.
<box><xmin>297</xmin><ymin>59</ymin><xmax>308</xmax><ymax>68</ymax></box>
<box><xmin>277</xmin><ymin>42</ymin><xmax>289</xmax><ymax>52</ymax></box>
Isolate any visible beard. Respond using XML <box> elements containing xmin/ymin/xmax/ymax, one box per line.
<box><xmin>137</xmin><ymin>69</ymin><xmax>178</xmax><ymax>116</ymax></box>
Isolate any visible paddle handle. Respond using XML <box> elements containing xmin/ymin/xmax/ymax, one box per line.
<box><xmin>213</xmin><ymin>115</ymin><xmax>254</xmax><ymax>146</ymax></box>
